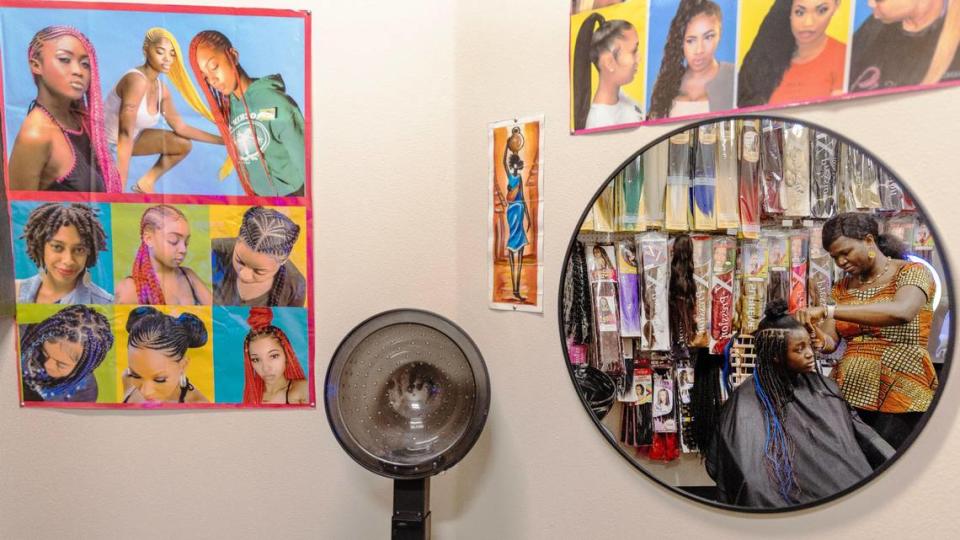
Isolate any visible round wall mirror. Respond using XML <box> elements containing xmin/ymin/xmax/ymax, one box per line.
<box><xmin>559</xmin><ymin>115</ymin><xmax>953</xmax><ymax>512</ymax></box>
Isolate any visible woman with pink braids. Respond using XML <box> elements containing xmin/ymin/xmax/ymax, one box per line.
<box><xmin>8</xmin><ymin>26</ymin><xmax>121</xmax><ymax>192</ymax></box>
<box><xmin>114</xmin><ymin>205</ymin><xmax>211</xmax><ymax>305</ymax></box>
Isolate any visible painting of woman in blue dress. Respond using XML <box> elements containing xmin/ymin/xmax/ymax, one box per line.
<box><xmin>498</xmin><ymin>126</ymin><xmax>532</xmax><ymax>301</ymax></box>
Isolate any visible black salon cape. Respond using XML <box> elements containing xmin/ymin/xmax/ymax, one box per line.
<box><xmin>705</xmin><ymin>373</ymin><xmax>895</xmax><ymax>509</ymax></box>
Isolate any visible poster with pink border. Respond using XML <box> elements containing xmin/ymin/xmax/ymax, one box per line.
<box><xmin>570</xmin><ymin>0</ymin><xmax>960</xmax><ymax>134</ymax></box>
<box><xmin>0</xmin><ymin>1</ymin><xmax>314</xmax><ymax>408</ymax></box>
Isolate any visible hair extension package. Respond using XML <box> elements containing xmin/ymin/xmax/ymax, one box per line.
<box><xmin>807</xmin><ymin>224</ymin><xmax>833</xmax><ymax>308</ymax></box>
<box><xmin>592</xmin><ymin>183</ymin><xmax>617</xmax><ymax>232</ymax></box>
<box><xmin>759</xmin><ymin>119</ymin><xmax>785</xmax><ymax>215</ymax></box>
<box><xmin>810</xmin><ymin>130</ymin><xmax>839</xmax><ymax>218</ymax></box>
<box><xmin>788</xmin><ymin>231</ymin><xmax>809</xmax><ymax>313</ymax></box>
<box><xmin>677</xmin><ymin>359</ymin><xmax>697</xmax><ymax>453</ymax></box>
<box><xmin>765</xmin><ymin>231</ymin><xmax>790</xmax><ymax>306</ymax></box>
<box><xmin>586</xmin><ymin>243</ymin><xmax>623</xmax><ymax>374</ymax></box>
<box><xmin>709</xmin><ymin>237</ymin><xmax>737</xmax><ymax>354</ymax></box>
<box><xmin>879</xmin><ymin>167</ymin><xmax>905</xmax><ymax>212</ymax></box>
<box><xmin>837</xmin><ymin>143</ymin><xmax>858</xmax><ymax>213</ymax></box>
<box><xmin>665</xmin><ymin>130</ymin><xmax>693</xmax><ymax>231</ymax></box>
<box><xmin>622</xmin><ymin>361</ymin><xmax>654</xmax><ymax>447</ymax></box>
<box><xmin>616</xmin><ymin>239</ymin><xmax>642</xmax><ymax>337</ymax></box>
<box><xmin>642</xmin><ymin>141</ymin><xmax>668</xmax><ymax>229</ymax></box>
<box><xmin>739</xmin><ymin>237</ymin><xmax>769</xmax><ymax>334</ymax></box>
<box><xmin>637</xmin><ymin>232</ymin><xmax>670</xmax><ymax>351</ymax></box>
<box><xmin>692</xmin><ymin>124</ymin><xmax>718</xmax><ymax>230</ymax></box>
<box><xmin>617</xmin><ymin>158</ymin><xmax>643</xmax><ymax>231</ymax></box>
<box><xmin>690</xmin><ymin>235</ymin><xmax>712</xmax><ymax>348</ymax></box>
<box><xmin>715</xmin><ymin>119</ymin><xmax>739</xmax><ymax>229</ymax></box>
<box><xmin>738</xmin><ymin>119</ymin><xmax>762</xmax><ymax>238</ymax></box>
<box><xmin>782</xmin><ymin>123</ymin><xmax>811</xmax><ymax>217</ymax></box>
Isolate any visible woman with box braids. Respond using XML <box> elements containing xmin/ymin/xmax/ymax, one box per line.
<box><xmin>10</xmin><ymin>26</ymin><xmax>120</xmax><ymax>192</ymax></box>
<box><xmin>706</xmin><ymin>300</ymin><xmax>894</xmax><ymax>508</ymax></box>
<box><xmin>21</xmin><ymin>305</ymin><xmax>113</xmax><ymax>402</ymax></box>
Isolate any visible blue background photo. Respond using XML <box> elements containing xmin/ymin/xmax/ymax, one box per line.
<box><xmin>212</xmin><ymin>306</ymin><xmax>309</xmax><ymax>403</ymax></box>
<box><xmin>11</xmin><ymin>200</ymin><xmax>114</xmax><ymax>297</ymax></box>
<box><xmin>0</xmin><ymin>6</ymin><xmax>306</xmax><ymax>195</ymax></box>
<box><xmin>644</xmin><ymin>0</ymin><xmax>738</xmax><ymax>113</ymax></box>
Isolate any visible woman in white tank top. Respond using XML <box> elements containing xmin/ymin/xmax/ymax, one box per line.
<box><xmin>104</xmin><ymin>28</ymin><xmax>222</xmax><ymax>193</ymax></box>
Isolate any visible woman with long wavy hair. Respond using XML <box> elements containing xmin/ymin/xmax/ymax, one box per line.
<box><xmin>648</xmin><ymin>0</ymin><xmax>734</xmax><ymax>119</ymax></box>
<box><xmin>738</xmin><ymin>0</ymin><xmax>845</xmax><ymax>107</ymax></box>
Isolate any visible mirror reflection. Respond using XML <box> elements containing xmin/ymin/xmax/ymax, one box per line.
<box><xmin>561</xmin><ymin>117</ymin><xmax>951</xmax><ymax>511</ymax></box>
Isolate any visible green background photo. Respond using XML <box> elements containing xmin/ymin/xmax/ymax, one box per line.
<box><xmin>110</xmin><ymin>204</ymin><xmax>212</xmax><ymax>295</ymax></box>
<box><xmin>17</xmin><ymin>304</ymin><xmax>118</xmax><ymax>403</ymax></box>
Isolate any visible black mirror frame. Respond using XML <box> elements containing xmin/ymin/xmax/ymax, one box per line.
<box><xmin>556</xmin><ymin>113</ymin><xmax>956</xmax><ymax>513</ymax></box>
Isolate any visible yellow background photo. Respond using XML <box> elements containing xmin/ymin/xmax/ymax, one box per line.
<box><xmin>738</xmin><ymin>0</ymin><xmax>852</xmax><ymax>66</ymax></box>
<box><xmin>113</xmin><ymin>305</ymin><xmax>216</xmax><ymax>403</ymax></box>
<box><xmin>569</xmin><ymin>0</ymin><xmax>649</xmax><ymax>130</ymax></box>
<box><xmin>208</xmin><ymin>205</ymin><xmax>308</xmax><ymax>288</ymax></box>
<box><xmin>16</xmin><ymin>304</ymin><xmax>118</xmax><ymax>404</ymax></box>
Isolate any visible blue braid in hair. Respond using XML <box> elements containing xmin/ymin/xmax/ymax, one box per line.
<box><xmin>21</xmin><ymin>305</ymin><xmax>113</xmax><ymax>400</ymax></box>
<box><xmin>753</xmin><ymin>367</ymin><xmax>796</xmax><ymax>503</ymax></box>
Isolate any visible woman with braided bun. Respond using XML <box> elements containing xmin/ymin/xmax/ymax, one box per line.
<box><xmin>798</xmin><ymin>212</ymin><xmax>938</xmax><ymax>449</ymax></box>
<box><xmin>114</xmin><ymin>205</ymin><xmax>211</xmax><ymax>305</ymax></box>
<box><xmin>572</xmin><ymin>12</ymin><xmax>643</xmax><ymax>130</ymax></box>
<box><xmin>9</xmin><ymin>26</ymin><xmax>120</xmax><ymax>192</ymax></box>
<box><xmin>648</xmin><ymin>0</ymin><xmax>734</xmax><ymax>119</ymax></box>
<box><xmin>212</xmin><ymin>206</ymin><xmax>305</xmax><ymax>307</ymax></box>
<box><xmin>20</xmin><ymin>305</ymin><xmax>114</xmax><ymax>402</ymax></box>
<box><xmin>122</xmin><ymin>306</ymin><xmax>208</xmax><ymax>403</ymax></box>
<box><xmin>242</xmin><ymin>307</ymin><xmax>307</xmax><ymax>404</ymax></box>
<box><xmin>16</xmin><ymin>202</ymin><xmax>112</xmax><ymax>304</ymax></box>
<box><xmin>706</xmin><ymin>300</ymin><xmax>893</xmax><ymax>508</ymax></box>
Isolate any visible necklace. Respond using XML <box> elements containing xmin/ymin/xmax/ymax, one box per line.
<box><xmin>861</xmin><ymin>258</ymin><xmax>891</xmax><ymax>285</ymax></box>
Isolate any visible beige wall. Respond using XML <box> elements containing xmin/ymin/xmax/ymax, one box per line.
<box><xmin>1</xmin><ymin>0</ymin><xmax>958</xmax><ymax>538</ymax></box>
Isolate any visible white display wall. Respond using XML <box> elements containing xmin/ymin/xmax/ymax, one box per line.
<box><xmin>0</xmin><ymin>0</ymin><xmax>957</xmax><ymax>538</ymax></box>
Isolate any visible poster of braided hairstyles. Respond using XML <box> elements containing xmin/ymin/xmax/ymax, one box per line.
<box><xmin>570</xmin><ymin>0</ymin><xmax>960</xmax><ymax>133</ymax></box>
<box><xmin>0</xmin><ymin>2</ymin><xmax>314</xmax><ymax>408</ymax></box>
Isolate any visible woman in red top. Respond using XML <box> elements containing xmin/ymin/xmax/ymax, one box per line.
<box><xmin>739</xmin><ymin>0</ymin><xmax>847</xmax><ymax>106</ymax></box>
<box><xmin>799</xmin><ymin>213</ymin><xmax>938</xmax><ymax>450</ymax></box>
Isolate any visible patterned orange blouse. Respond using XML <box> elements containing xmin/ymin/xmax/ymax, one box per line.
<box><xmin>832</xmin><ymin>262</ymin><xmax>938</xmax><ymax>413</ymax></box>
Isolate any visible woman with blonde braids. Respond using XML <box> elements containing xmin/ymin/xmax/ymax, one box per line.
<box><xmin>189</xmin><ymin>30</ymin><xmax>305</xmax><ymax>197</ymax></box>
<box><xmin>9</xmin><ymin>26</ymin><xmax>120</xmax><ymax>192</ymax></box>
<box><xmin>103</xmin><ymin>28</ymin><xmax>223</xmax><ymax>193</ymax></box>
<box><xmin>212</xmin><ymin>206</ymin><xmax>305</xmax><ymax>307</ymax></box>
<box><xmin>114</xmin><ymin>205</ymin><xmax>211</xmax><ymax>305</ymax></box>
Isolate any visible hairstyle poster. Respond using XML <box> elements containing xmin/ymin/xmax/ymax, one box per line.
<box><xmin>570</xmin><ymin>0</ymin><xmax>960</xmax><ymax>133</ymax></box>
<box><xmin>0</xmin><ymin>2</ymin><xmax>314</xmax><ymax>408</ymax></box>
<box><xmin>646</xmin><ymin>0</ymin><xmax>738</xmax><ymax>121</ymax></box>
<box><xmin>570</xmin><ymin>0</ymin><xmax>648</xmax><ymax>133</ymax></box>
<box><xmin>488</xmin><ymin>115</ymin><xmax>544</xmax><ymax>312</ymax></box>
